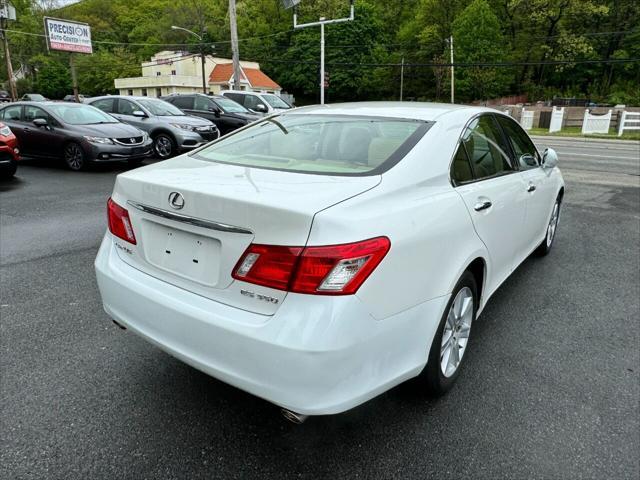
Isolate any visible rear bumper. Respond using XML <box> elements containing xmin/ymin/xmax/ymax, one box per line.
<box><xmin>95</xmin><ymin>235</ymin><xmax>448</xmax><ymax>415</ymax></box>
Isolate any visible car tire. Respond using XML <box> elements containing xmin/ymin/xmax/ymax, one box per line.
<box><xmin>535</xmin><ymin>195</ymin><xmax>561</xmax><ymax>256</ymax></box>
<box><xmin>153</xmin><ymin>133</ymin><xmax>176</xmax><ymax>159</ymax></box>
<box><xmin>422</xmin><ymin>270</ymin><xmax>477</xmax><ymax>397</ymax></box>
<box><xmin>1</xmin><ymin>160</ymin><xmax>17</xmax><ymax>178</ymax></box>
<box><xmin>63</xmin><ymin>142</ymin><xmax>87</xmax><ymax>171</ymax></box>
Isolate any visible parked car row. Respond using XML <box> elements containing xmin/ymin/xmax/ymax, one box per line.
<box><xmin>0</xmin><ymin>92</ymin><xmax>277</xmax><ymax>173</ymax></box>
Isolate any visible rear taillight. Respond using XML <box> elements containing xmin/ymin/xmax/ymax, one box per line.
<box><xmin>107</xmin><ymin>197</ymin><xmax>136</xmax><ymax>245</ymax></box>
<box><xmin>232</xmin><ymin>237</ymin><xmax>390</xmax><ymax>295</ymax></box>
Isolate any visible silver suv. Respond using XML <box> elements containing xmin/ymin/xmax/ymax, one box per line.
<box><xmin>88</xmin><ymin>96</ymin><xmax>219</xmax><ymax>159</ymax></box>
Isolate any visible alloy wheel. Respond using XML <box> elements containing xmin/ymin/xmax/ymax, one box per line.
<box><xmin>546</xmin><ymin>201</ymin><xmax>560</xmax><ymax>247</ymax></box>
<box><xmin>440</xmin><ymin>286</ymin><xmax>474</xmax><ymax>378</ymax></box>
<box><xmin>154</xmin><ymin>135</ymin><xmax>173</xmax><ymax>158</ymax></box>
<box><xmin>64</xmin><ymin>143</ymin><xmax>84</xmax><ymax>171</ymax></box>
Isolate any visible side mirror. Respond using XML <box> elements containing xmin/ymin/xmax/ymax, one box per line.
<box><xmin>254</xmin><ymin>103</ymin><xmax>268</xmax><ymax>113</ymax></box>
<box><xmin>33</xmin><ymin>118</ymin><xmax>48</xmax><ymax>128</ymax></box>
<box><xmin>542</xmin><ymin>148</ymin><xmax>558</xmax><ymax>169</ymax></box>
<box><xmin>132</xmin><ymin>110</ymin><xmax>147</xmax><ymax>118</ymax></box>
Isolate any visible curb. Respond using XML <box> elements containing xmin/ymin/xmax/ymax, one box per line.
<box><xmin>530</xmin><ymin>135</ymin><xmax>640</xmax><ymax>146</ymax></box>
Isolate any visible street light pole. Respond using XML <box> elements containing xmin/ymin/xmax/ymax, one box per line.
<box><xmin>293</xmin><ymin>1</ymin><xmax>355</xmax><ymax>105</ymax></box>
<box><xmin>171</xmin><ymin>25</ymin><xmax>207</xmax><ymax>94</ymax></box>
<box><xmin>448</xmin><ymin>35</ymin><xmax>454</xmax><ymax>104</ymax></box>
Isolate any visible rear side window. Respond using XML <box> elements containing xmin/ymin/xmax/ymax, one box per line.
<box><xmin>192</xmin><ymin>114</ymin><xmax>432</xmax><ymax>176</ymax></box>
<box><xmin>170</xmin><ymin>96</ymin><xmax>193</xmax><ymax>110</ymax></box>
<box><xmin>223</xmin><ymin>92</ymin><xmax>244</xmax><ymax>105</ymax></box>
<box><xmin>462</xmin><ymin>115</ymin><xmax>514</xmax><ymax>180</ymax></box>
<box><xmin>91</xmin><ymin>98</ymin><xmax>115</xmax><ymax>113</ymax></box>
<box><xmin>496</xmin><ymin>115</ymin><xmax>540</xmax><ymax>169</ymax></box>
<box><xmin>451</xmin><ymin>144</ymin><xmax>474</xmax><ymax>184</ymax></box>
<box><xmin>1</xmin><ymin>105</ymin><xmax>21</xmax><ymax>121</ymax></box>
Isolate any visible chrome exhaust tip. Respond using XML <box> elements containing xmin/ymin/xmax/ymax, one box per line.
<box><xmin>281</xmin><ymin>408</ymin><xmax>308</xmax><ymax>424</ymax></box>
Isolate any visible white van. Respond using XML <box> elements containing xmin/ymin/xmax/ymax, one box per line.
<box><xmin>220</xmin><ymin>91</ymin><xmax>293</xmax><ymax>115</ymax></box>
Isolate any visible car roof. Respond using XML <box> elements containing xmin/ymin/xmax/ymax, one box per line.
<box><xmin>289</xmin><ymin>102</ymin><xmax>499</xmax><ymax>122</ymax></box>
<box><xmin>5</xmin><ymin>101</ymin><xmax>87</xmax><ymax>107</ymax></box>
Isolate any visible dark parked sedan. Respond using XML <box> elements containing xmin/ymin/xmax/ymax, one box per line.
<box><xmin>162</xmin><ymin>93</ymin><xmax>260</xmax><ymax>135</ymax></box>
<box><xmin>0</xmin><ymin>102</ymin><xmax>153</xmax><ymax>171</ymax></box>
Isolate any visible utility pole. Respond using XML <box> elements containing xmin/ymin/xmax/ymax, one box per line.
<box><xmin>171</xmin><ymin>25</ymin><xmax>208</xmax><ymax>93</ymax></box>
<box><xmin>292</xmin><ymin>0</ymin><xmax>355</xmax><ymax>105</ymax></box>
<box><xmin>0</xmin><ymin>0</ymin><xmax>17</xmax><ymax>101</ymax></box>
<box><xmin>400</xmin><ymin>56</ymin><xmax>404</xmax><ymax>101</ymax></box>
<box><xmin>449</xmin><ymin>35</ymin><xmax>454</xmax><ymax>104</ymax></box>
<box><xmin>69</xmin><ymin>54</ymin><xmax>79</xmax><ymax>102</ymax></box>
<box><xmin>228</xmin><ymin>0</ymin><xmax>241</xmax><ymax>90</ymax></box>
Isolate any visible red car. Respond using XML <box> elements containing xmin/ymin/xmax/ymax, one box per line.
<box><xmin>0</xmin><ymin>122</ymin><xmax>20</xmax><ymax>178</ymax></box>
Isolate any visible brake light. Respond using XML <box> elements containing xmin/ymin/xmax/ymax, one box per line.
<box><xmin>232</xmin><ymin>237</ymin><xmax>390</xmax><ymax>295</ymax></box>
<box><xmin>107</xmin><ymin>197</ymin><xmax>136</xmax><ymax>244</ymax></box>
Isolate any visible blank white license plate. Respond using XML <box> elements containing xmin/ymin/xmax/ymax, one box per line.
<box><xmin>143</xmin><ymin>222</ymin><xmax>221</xmax><ymax>286</ymax></box>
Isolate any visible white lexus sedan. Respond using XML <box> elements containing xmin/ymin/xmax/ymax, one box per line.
<box><xmin>95</xmin><ymin>102</ymin><xmax>564</xmax><ymax>421</ymax></box>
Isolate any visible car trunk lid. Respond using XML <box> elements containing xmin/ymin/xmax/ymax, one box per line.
<box><xmin>110</xmin><ymin>156</ymin><xmax>380</xmax><ymax>315</ymax></box>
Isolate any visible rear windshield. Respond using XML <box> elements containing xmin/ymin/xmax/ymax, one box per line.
<box><xmin>191</xmin><ymin>114</ymin><xmax>431</xmax><ymax>176</ymax></box>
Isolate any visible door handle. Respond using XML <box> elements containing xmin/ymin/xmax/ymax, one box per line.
<box><xmin>474</xmin><ymin>201</ymin><xmax>492</xmax><ymax>212</ymax></box>
<box><xmin>527</xmin><ymin>184</ymin><xmax>536</xmax><ymax>192</ymax></box>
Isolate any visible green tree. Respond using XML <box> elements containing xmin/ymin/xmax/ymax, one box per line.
<box><xmin>452</xmin><ymin>0</ymin><xmax>510</xmax><ymax>101</ymax></box>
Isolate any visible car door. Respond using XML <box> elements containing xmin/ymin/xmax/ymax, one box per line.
<box><xmin>453</xmin><ymin>114</ymin><xmax>529</xmax><ymax>294</ymax></box>
<box><xmin>23</xmin><ymin>105</ymin><xmax>66</xmax><ymax>157</ymax></box>
<box><xmin>242</xmin><ymin>94</ymin><xmax>268</xmax><ymax>114</ymax></box>
<box><xmin>496</xmin><ymin>115</ymin><xmax>556</xmax><ymax>257</ymax></box>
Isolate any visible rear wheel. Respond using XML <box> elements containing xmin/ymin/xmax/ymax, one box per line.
<box><xmin>153</xmin><ymin>133</ymin><xmax>176</xmax><ymax>159</ymax></box>
<box><xmin>423</xmin><ymin>271</ymin><xmax>477</xmax><ymax>396</ymax></box>
<box><xmin>63</xmin><ymin>142</ymin><xmax>87</xmax><ymax>171</ymax></box>
<box><xmin>535</xmin><ymin>196</ymin><xmax>561</xmax><ymax>256</ymax></box>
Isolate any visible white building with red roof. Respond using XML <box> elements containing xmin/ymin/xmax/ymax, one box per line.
<box><xmin>114</xmin><ymin>51</ymin><xmax>281</xmax><ymax>98</ymax></box>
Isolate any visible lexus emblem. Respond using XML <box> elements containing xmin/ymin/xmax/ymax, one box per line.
<box><xmin>168</xmin><ymin>192</ymin><xmax>185</xmax><ymax>210</ymax></box>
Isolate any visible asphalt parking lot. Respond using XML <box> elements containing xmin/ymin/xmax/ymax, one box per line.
<box><xmin>1</xmin><ymin>139</ymin><xmax>639</xmax><ymax>479</ymax></box>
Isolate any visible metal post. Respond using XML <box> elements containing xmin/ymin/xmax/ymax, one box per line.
<box><xmin>449</xmin><ymin>35</ymin><xmax>454</xmax><ymax>104</ymax></box>
<box><xmin>70</xmin><ymin>53</ymin><xmax>79</xmax><ymax>102</ymax></box>
<box><xmin>0</xmin><ymin>14</ymin><xmax>17</xmax><ymax>101</ymax></box>
<box><xmin>320</xmin><ymin>22</ymin><xmax>325</xmax><ymax>105</ymax></box>
<box><xmin>400</xmin><ymin>56</ymin><xmax>404</xmax><ymax>101</ymax></box>
<box><xmin>229</xmin><ymin>0</ymin><xmax>241</xmax><ymax>90</ymax></box>
<box><xmin>201</xmin><ymin>50</ymin><xmax>207</xmax><ymax>93</ymax></box>
<box><xmin>293</xmin><ymin>1</ymin><xmax>354</xmax><ymax>105</ymax></box>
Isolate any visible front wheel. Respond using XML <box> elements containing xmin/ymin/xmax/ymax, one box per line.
<box><xmin>422</xmin><ymin>271</ymin><xmax>477</xmax><ymax>396</ymax></box>
<box><xmin>63</xmin><ymin>142</ymin><xmax>87</xmax><ymax>171</ymax></box>
<box><xmin>535</xmin><ymin>196</ymin><xmax>561</xmax><ymax>256</ymax></box>
<box><xmin>0</xmin><ymin>160</ymin><xmax>17</xmax><ymax>178</ymax></box>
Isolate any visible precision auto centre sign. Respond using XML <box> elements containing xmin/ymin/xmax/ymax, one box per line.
<box><xmin>44</xmin><ymin>17</ymin><xmax>93</xmax><ymax>54</ymax></box>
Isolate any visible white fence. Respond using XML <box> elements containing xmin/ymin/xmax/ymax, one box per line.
<box><xmin>549</xmin><ymin>106</ymin><xmax>564</xmax><ymax>133</ymax></box>
<box><xmin>520</xmin><ymin>108</ymin><xmax>534</xmax><ymax>130</ymax></box>
<box><xmin>581</xmin><ymin>109</ymin><xmax>612</xmax><ymax>134</ymax></box>
<box><xmin>618</xmin><ymin>111</ymin><xmax>640</xmax><ymax>136</ymax></box>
